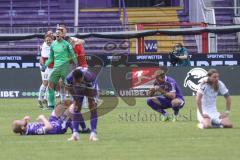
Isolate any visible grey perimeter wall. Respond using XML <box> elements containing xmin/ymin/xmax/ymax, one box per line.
<box><xmin>0</xmin><ymin>66</ymin><xmax>238</xmax><ymax>98</ymax></box>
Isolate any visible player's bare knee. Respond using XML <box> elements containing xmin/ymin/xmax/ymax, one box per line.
<box><xmin>171</xmin><ymin>99</ymin><xmax>181</xmax><ymax>108</ymax></box>
<box><xmin>151</xmin><ymin>98</ymin><xmax>159</xmax><ymax>104</ymax></box>
<box><xmin>221</xmin><ymin>118</ymin><xmax>233</xmax><ymax>128</ymax></box>
<box><xmin>43</xmin><ymin>80</ymin><xmax>48</xmax><ymax>87</ymax></box>
<box><xmin>147</xmin><ymin>98</ymin><xmax>153</xmax><ymax>105</ymax></box>
<box><xmin>202</xmin><ymin>118</ymin><xmax>212</xmax><ymax>128</ymax></box>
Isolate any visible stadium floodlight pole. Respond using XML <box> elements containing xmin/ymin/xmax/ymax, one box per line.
<box><xmin>74</xmin><ymin>0</ymin><xmax>79</xmax><ymax>34</ymax></box>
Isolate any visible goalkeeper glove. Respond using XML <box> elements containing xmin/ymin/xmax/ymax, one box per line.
<box><xmin>40</xmin><ymin>64</ymin><xmax>47</xmax><ymax>72</ymax></box>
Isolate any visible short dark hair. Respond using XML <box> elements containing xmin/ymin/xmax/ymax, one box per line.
<box><xmin>73</xmin><ymin>69</ymin><xmax>83</xmax><ymax>80</ymax></box>
<box><xmin>44</xmin><ymin>34</ymin><xmax>53</xmax><ymax>40</ymax></box>
<box><xmin>56</xmin><ymin>28</ymin><xmax>63</xmax><ymax>33</ymax></box>
<box><xmin>59</xmin><ymin>24</ymin><xmax>67</xmax><ymax>29</ymax></box>
<box><xmin>64</xmin><ymin>36</ymin><xmax>71</xmax><ymax>42</ymax></box>
<box><xmin>175</xmin><ymin>43</ymin><xmax>183</xmax><ymax>48</ymax></box>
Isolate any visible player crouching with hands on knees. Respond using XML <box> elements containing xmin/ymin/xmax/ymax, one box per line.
<box><xmin>196</xmin><ymin>69</ymin><xmax>233</xmax><ymax>129</ymax></box>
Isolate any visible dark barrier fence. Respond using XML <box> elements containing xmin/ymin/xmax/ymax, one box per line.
<box><xmin>0</xmin><ymin>66</ymin><xmax>238</xmax><ymax>98</ymax></box>
<box><xmin>0</xmin><ymin>53</ymin><xmax>239</xmax><ymax>68</ymax></box>
<box><xmin>1</xmin><ymin>25</ymin><xmax>240</xmax><ymax>41</ymax></box>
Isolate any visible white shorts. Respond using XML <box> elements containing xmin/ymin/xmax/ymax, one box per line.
<box><xmin>41</xmin><ymin>68</ymin><xmax>53</xmax><ymax>81</ymax></box>
<box><xmin>197</xmin><ymin>110</ymin><xmax>221</xmax><ymax>125</ymax></box>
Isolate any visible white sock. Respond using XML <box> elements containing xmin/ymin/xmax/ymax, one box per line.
<box><xmin>38</xmin><ymin>84</ymin><xmax>46</xmax><ymax>101</ymax></box>
<box><xmin>60</xmin><ymin>87</ymin><xmax>66</xmax><ymax>102</ymax></box>
<box><xmin>43</xmin><ymin>87</ymin><xmax>48</xmax><ymax>100</ymax></box>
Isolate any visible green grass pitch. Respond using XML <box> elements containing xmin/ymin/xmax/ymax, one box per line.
<box><xmin>0</xmin><ymin>96</ymin><xmax>239</xmax><ymax>160</ymax></box>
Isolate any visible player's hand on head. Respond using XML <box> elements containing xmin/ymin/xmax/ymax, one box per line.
<box><xmin>24</xmin><ymin>116</ymin><xmax>31</xmax><ymax>121</ymax></box>
<box><xmin>37</xmin><ymin>115</ymin><xmax>45</xmax><ymax>121</ymax></box>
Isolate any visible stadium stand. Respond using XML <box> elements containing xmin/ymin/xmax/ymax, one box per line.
<box><xmin>0</xmin><ymin>0</ymin><xmax>128</xmax><ymax>55</ymax></box>
<box><xmin>212</xmin><ymin>0</ymin><xmax>239</xmax><ymax>52</ymax></box>
<box><xmin>125</xmin><ymin>7</ymin><xmax>197</xmax><ymax>54</ymax></box>
<box><xmin>0</xmin><ymin>0</ymin><xmax>238</xmax><ymax>55</ymax></box>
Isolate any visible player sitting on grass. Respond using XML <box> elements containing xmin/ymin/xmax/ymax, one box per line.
<box><xmin>66</xmin><ymin>67</ymin><xmax>99</xmax><ymax>141</ymax></box>
<box><xmin>147</xmin><ymin>69</ymin><xmax>185</xmax><ymax>122</ymax></box>
<box><xmin>196</xmin><ymin>69</ymin><xmax>233</xmax><ymax>129</ymax></box>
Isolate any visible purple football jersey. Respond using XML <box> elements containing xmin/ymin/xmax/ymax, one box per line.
<box><xmin>166</xmin><ymin>76</ymin><xmax>184</xmax><ymax>100</ymax></box>
<box><xmin>66</xmin><ymin>68</ymin><xmax>99</xmax><ymax>103</ymax></box>
<box><xmin>25</xmin><ymin>116</ymin><xmax>69</xmax><ymax>135</ymax></box>
<box><xmin>66</xmin><ymin>68</ymin><xmax>97</xmax><ymax>87</ymax></box>
<box><xmin>25</xmin><ymin>122</ymin><xmax>45</xmax><ymax>135</ymax></box>
<box><xmin>47</xmin><ymin>116</ymin><xmax>68</xmax><ymax>134</ymax></box>
<box><xmin>154</xmin><ymin>80</ymin><xmax>174</xmax><ymax>93</ymax></box>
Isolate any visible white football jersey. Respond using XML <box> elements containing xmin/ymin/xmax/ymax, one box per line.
<box><xmin>197</xmin><ymin>80</ymin><xmax>228</xmax><ymax>114</ymax></box>
<box><xmin>41</xmin><ymin>42</ymin><xmax>51</xmax><ymax>58</ymax></box>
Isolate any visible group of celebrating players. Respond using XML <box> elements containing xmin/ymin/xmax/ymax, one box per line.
<box><xmin>12</xmin><ymin>25</ymin><xmax>99</xmax><ymax>141</ymax></box>
<box><xmin>12</xmin><ymin>26</ymin><xmax>233</xmax><ymax>142</ymax></box>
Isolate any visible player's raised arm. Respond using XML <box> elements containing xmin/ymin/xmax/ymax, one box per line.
<box><xmin>45</xmin><ymin>45</ymin><xmax>54</xmax><ymax>67</ymax></box>
<box><xmin>67</xmin><ymin>42</ymin><xmax>78</xmax><ymax>65</ymax></box>
<box><xmin>37</xmin><ymin>115</ymin><xmax>53</xmax><ymax>132</ymax></box>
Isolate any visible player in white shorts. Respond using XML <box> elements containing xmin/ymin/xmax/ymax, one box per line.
<box><xmin>196</xmin><ymin>69</ymin><xmax>233</xmax><ymax>129</ymax></box>
<box><xmin>38</xmin><ymin>34</ymin><xmax>54</xmax><ymax>108</ymax></box>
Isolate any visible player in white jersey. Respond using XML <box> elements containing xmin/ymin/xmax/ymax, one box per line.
<box><xmin>38</xmin><ymin>34</ymin><xmax>54</xmax><ymax>108</ymax></box>
<box><xmin>196</xmin><ymin>69</ymin><xmax>233</xmax><ymax>129</ymax></box>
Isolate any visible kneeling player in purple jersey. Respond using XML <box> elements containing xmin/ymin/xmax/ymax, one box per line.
<box><xmin>147</xmin><ymin>70</ymin><xmax>185</xmax><ymax>122</ymax></box>
<box><xmin>66</xmin><ymin>67</ymin><xmax>99</xmax><ymax>141</ymax></box>
<box><xmin>12</xmin><ymin>102</ymin><xmax>72</xmax><ymax>135</ymax></box>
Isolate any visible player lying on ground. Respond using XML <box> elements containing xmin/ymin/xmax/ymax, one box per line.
<box><xmin>196</xmin><ymin>69</ymin><xmax>233</xmax><ymax>129</ymax></box>
<box><xmin>12</xmin><ymin>101</ymin><xmax>73</xmax><ymax>135</ymax></box>
<box><xmin>147</xmin><ymin>69</ymin><xmax>185</xmax><ymax>121</ymax></box>
<box><xmin>12</xmin><ymin>100</ymin><xmax>91</xmax><ymax>135</ymax></box>
<box><xmin>65</xmin><ymin>67</ymin><xmax>99</xmax><ymax>141</ymax></box>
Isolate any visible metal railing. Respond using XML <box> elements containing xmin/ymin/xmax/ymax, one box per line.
<box><xmin>0</xmin><ymin>25</ymin><xmax>133</xmax><ymax>34</ymax></box>
<box><xmin>189</xmin><ymin>0</ymin><xmax>217</xmax><ymax>53</ymax></box>
<box><xmin>119</xmin><ymin>0</ymin><xmax>128</xmax><ymax>29</ymax></box>
<box><xmin>234</xmin><ymin>0</ymin><xmax>240</xmax><ymax>16</ymax></box>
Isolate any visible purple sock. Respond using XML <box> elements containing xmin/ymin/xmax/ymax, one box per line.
<box><xmin>90</xmin><ymin>111</ymin><xmax>98</xmax><ymax>133</ymax></box>
<box><xmin>147</xmin><ymin>99</ymin><xmax>167</xmax><ymax>116</ymax></box>
<box><xmin>173</xmin><ymin>106</ymin><xmax>181</xmax><ymax>116</ymax></box>
<box><xmin>79</xmin><ymin>112</ymin><xmax>87</xmax><ymax>130</ymax></box>
<box><xmin>72</xmin><ymin>111</ymin><xmax>80</xmax><ymax>133</ymax></box>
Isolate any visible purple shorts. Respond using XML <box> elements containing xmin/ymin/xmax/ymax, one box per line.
<box><xmin>156</xmin><ymin>96</ymin><xmax>185</xmax><ymax>109</ymax></box>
